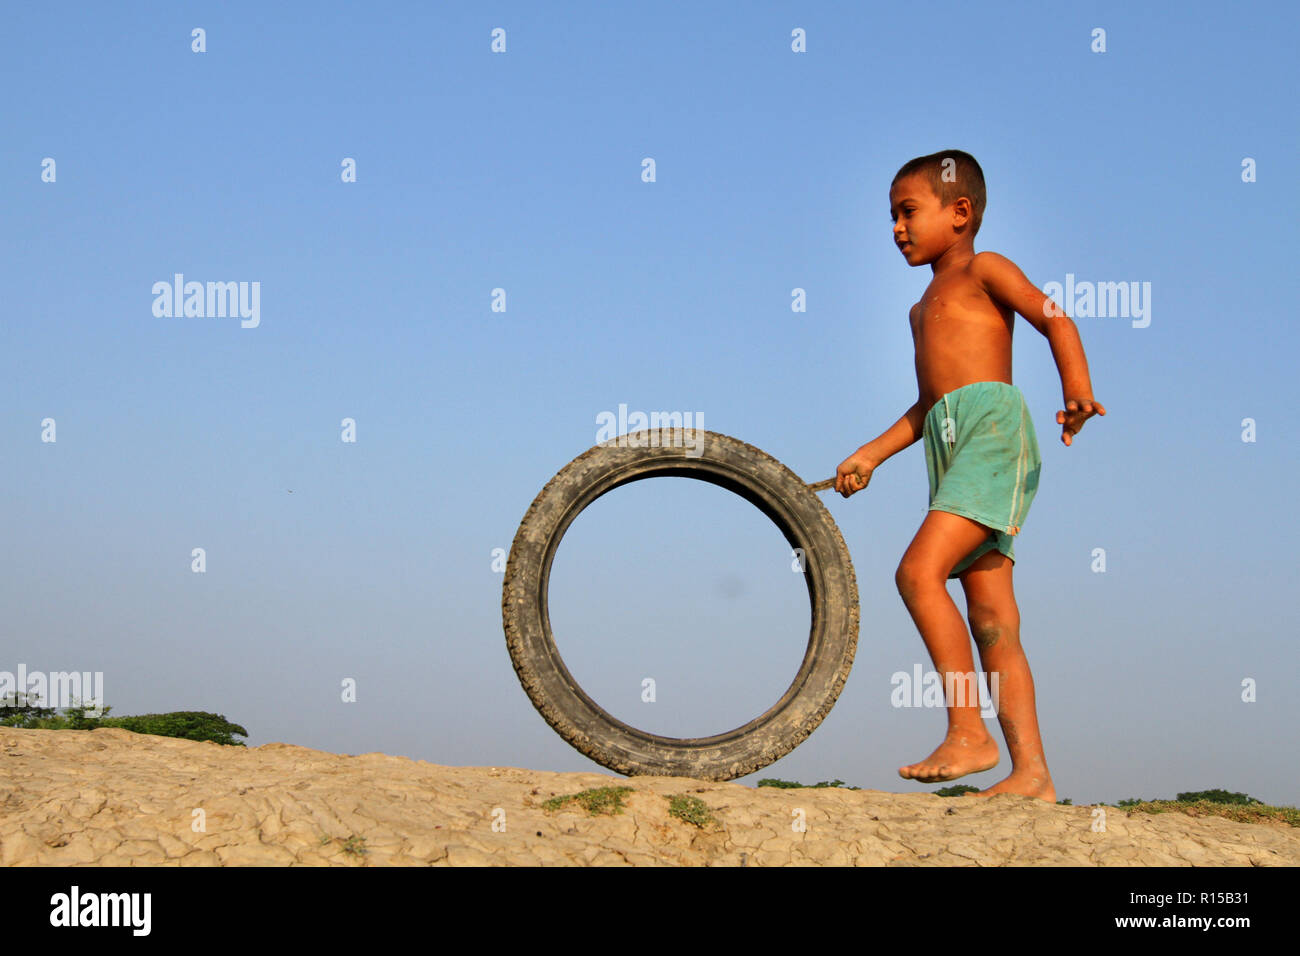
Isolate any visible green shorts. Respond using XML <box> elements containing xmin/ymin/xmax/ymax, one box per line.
<box><xmin>922</xmin><ymin>381</ymin><xmax>1042</xmax><ymax>578</ymax></box>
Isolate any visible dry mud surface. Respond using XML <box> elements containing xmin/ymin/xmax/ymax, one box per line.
<box><xmin>2</xmin><ymin>727</ymin><xmax>1295</xmax><ymax>866</ymax></box>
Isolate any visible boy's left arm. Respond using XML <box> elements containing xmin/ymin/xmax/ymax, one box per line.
<box><xmin>972</xmin><ymin>251</ymin><xmax>1105</xmax><ymax>446</ymax></box>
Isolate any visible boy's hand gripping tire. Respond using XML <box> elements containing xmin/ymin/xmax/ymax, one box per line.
<box><xmin>502</xmin><ymin>428</ymin><xmax>859</xmax><ymax>781</ymax></box>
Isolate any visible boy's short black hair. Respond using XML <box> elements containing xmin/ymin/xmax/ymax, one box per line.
<box><xmin>892</xmin><ymin>149</ymin><xmax>986</xmax><ymax>236</ymax></box>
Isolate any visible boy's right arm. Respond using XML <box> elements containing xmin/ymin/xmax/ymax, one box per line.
<box><xmin>835</xmin><ymin>401</ymin><xmax>925</xmax><ymax>497</ymax></box>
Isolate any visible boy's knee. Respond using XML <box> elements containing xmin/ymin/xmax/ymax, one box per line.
<box><xmin>894</xmin><ymin>562</ymin><xmax>912</xmax><ymax>600</ymax></box>
<box><xmin>894</xmin><ymin>561</ymin><xmax>931</xmax><ymax>604</ymax></box>
<box><xmin>967</xmin><ymin>605</ymin><xmax>1004</xmax><ymax>648</ymax></box>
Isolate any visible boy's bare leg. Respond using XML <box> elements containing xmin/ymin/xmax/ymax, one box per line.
<box><xmin>895</xmin><ymin>510</ymin><xmax>1001</xmax><ymax>783</ymax></box>
<box><xmin>958</xmin><ymin>551</ymin><xmax>1057</xmax><ymax>801</ymax></box>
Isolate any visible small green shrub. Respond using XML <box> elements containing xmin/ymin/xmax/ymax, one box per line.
<box><xmin>934</xmin><ymin>784</ymin><xmax>979</xmax><ymax>797</ymax></box>
<box><xmin>542</xmin><ymin>786</ymin><xmax>634</xmax><ymax>815</ymax></box>
<box><xmin>667</xmin><ymin>794</ymin><xmax>716</xmax><ymax>828</ymax></box>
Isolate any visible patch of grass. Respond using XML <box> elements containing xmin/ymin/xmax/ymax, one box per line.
<box><xmin>1102</xmin><ymin>789</ymin><xmax>1297</xmax><ymax>827</ymax></box>
<box><xmin>319</xmin><ymin>834</ymin><xmax>368</xmax><ymax>855</ymax></box>
<box><xmin>757</xmin><ymin>778</ymin><xmax>859</xmax><ymax>790</ymax></box>
<box><xmin>1103</xmin><ymin>799</ymin><xmax>1299</xmax><ymax>828</ymax></box>
<box><xmin>341</xmin><ymin>835</ymin><xmax>368</xmax><ymax>856</ymax></box>
<box><xmin>934</xmin><ymin>784</ymin><xmax>979</xmax><ymax>797</ymax></box>
<box><xmin>541</xmin><ymin>786</ymin><xmax>635</xmax><ymax>816</ymax></box>
<box><xmin>667</xmin><ymin>794</ymin><xmax>717</xmax><ymax>828</ymax></box>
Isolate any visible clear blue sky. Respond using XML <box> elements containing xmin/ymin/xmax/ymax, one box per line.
<box><xmin>3</xmin><ymin>1</ymin><xmax>1296</xmax><ymax>807</ymax></box>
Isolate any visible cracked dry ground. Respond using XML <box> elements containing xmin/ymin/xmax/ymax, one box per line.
<box><xmin>1</xmin><ymin>727</ymin><xmax>1295</xmax><ymax>866</ymax></box>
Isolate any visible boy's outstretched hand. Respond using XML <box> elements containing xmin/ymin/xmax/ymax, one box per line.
<box><xmin>1057</xmin><ymin>397</ymin><xmax>1105</xmax><ymax>446</ymax></box>
<box><xmin>835</xmin><ymin>448</ymin><xmax>878</xmax><ymax>497</ymax></box>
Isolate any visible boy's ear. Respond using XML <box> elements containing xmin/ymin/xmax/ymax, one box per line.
<box><xmin>949</xmin><ymin>196</ymin><xmax>972</xmax><ymax>226</ymax></box>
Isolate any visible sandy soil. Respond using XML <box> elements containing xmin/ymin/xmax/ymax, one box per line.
<box><xmin>1</xmin><ymin>727</ymin><xmax>1294</xmax><ymax>866</ymax></box>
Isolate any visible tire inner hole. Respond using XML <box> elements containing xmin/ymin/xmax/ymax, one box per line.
<box><xmin>546</xmin><ymin>476</ymin><xmax>812</xmax><ymax>739</ymax></box>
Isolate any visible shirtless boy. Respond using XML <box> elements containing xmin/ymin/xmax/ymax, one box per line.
<box><xmin>835</xmin><ymin>149</ymin><xmax>1104</xmax><ymax>802</ymax></box>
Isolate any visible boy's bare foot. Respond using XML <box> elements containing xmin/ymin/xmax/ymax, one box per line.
<box><xmin>976</xmin><ymin>772</ymin><xmax>1056</xmax><ymax>802</ymax></box>
<box><xmin>898</xmin><ymin>729</ymin><xmax>999</xmax><ymax>782</ymax></box>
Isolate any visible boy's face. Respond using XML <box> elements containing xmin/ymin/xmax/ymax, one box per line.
<box><xmin>889</xmin><ymin>173</ymin><xmax>962</xmax><ymax>266</ymax></box>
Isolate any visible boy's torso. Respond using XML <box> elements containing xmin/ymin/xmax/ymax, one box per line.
<box><xmin>911</xmin><ymin>254</ymin><xmax>1016</xmax><ymax>413</ymax></box>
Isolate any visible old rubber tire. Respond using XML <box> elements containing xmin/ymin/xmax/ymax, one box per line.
<box><xmin>502</xmin><ymin>428</ymin><xmax>859</xmax><ymax>781</ymax></box>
